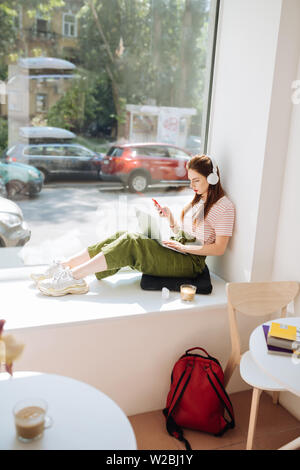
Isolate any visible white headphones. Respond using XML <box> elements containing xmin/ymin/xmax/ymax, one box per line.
<box><xmin>206</xmin><ymin>156</ymin><xmax>219</xmax><ymax>185</ymax></box>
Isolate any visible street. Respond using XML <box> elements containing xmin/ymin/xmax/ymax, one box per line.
<box><xmin>17</xmin><ymin>182</ymin><xmax>193</xmax><ymax>265</ymax></box>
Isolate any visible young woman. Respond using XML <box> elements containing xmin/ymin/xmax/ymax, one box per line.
<box><xmin>32</xmin><ymin>155</ymin><xmax>235</xmax><ymax>296</ymax></box>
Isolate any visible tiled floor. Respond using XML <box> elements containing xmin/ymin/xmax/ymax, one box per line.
<box><xmin>129</xmin><ymin>390</ymin><xmax>300</xmax><ymax>450</ymax></box>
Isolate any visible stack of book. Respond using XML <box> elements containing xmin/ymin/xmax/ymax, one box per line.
<box><xmin>262</xmin><ymin>322</ymin><xmax>300</xmax><ymax>356</ymax></box>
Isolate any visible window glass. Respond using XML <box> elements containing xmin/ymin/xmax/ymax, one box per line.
<box><xmin>36</xmin><ymin>19</ymin><xmax>48</xmax><ymax>34</ymax></box>
<box><xmin>107</xmin><ymin>147</ymin><xmax>124</xmax><ymax>157</ymax></box>
<box><xmin>44</xmin><ymin>146</ymin><xmax>65</xmax><ymax>156</ymax></box>
<box><xmin>168</xmin><ymin>147</ymin><xmax>190</xmax><ymax>158</ymax></box>
<box><xmin>0</xmin><ymin>0</ymin><xmax>218</xmax><ymax>266</ymax></box>
<box><xmin>35</xmin><ymin>12</ymin><xmax>49</xmax><ymax>38</ymax></box>
<box><xmin>23</xmin><ymin>145</ymin><xmax>44</xmax><ymax>156</ymax></box>
<box><xmin>135</xmin><ymin>146</ymin><xmax>169</xmax><ymax>158</ymax></box>
<box><xmin>63</xmin><ymin>14</ymin><xmax>77</xmax><ymax>38</ymax></box>
<box><xmin>64</xmin><ymin>146</ymin><xmax>93</xmax><ymax>157</ymax></box>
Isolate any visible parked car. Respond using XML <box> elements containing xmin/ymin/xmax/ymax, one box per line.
<box><xmin>4</xmin><ymin>127</ymin><xmax>103</xmax><ymax>181</ymax></box>
<box><xmin>4</xmin><ymin>142</ymin><xmax>103</xmax><ymax>181</ymax></box>
<box><xmin>0</xmin><ymin>160</ymin><xmax>44</xmax><ymax>199</ymax></box>
<box><xmin>0</xmin><ymin>196</ymin><xmax>31</xmax><ymax>247</ymax></box>
<box><xmin>100</xmin><ymin>143</ymin><xmax>192</xmax><ymax>192</ymax></box>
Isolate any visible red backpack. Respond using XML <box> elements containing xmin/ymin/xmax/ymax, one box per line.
<box><xmin>163</xmin><ymin>347</ymin><xmax>235</xmax><ymax>450</ymax></box>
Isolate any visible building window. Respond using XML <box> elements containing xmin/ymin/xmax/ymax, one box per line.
<box><xmin>63</xmin><ymin>13</ymin><xmax>77</xmax><ymax>38</ymax></box>
<box><xmin>35</xmin><ymin>13</ymin><xmax>50</xmax><ymax>39</ymax></box>
<box><xmin>36</xmin><ymin>93</ymin><xmax>47</xmax><ymax>113</ymax></box>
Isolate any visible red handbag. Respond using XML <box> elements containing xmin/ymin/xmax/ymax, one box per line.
<box><xmin>163</xmin><ymin>347</ymin><xmax>235</xmax><ymax>450</ymax></box>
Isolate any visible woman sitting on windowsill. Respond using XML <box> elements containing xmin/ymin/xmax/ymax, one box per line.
<box><xmin>31</xmin><ymin>155</ymin><xmax>235</xmax><ymax>297</ymax></box>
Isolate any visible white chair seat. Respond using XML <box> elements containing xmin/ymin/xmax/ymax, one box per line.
<box><xmin>240</xmin><ymin>351</ymin><xmax>285</xmax><ymax>391</ymax></box>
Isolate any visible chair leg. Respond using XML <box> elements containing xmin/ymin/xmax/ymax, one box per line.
<box><xmin>246</xmin><ymin>388</ymin><xmax>263</xmax><ymax>450</ymax></box>
<box><xmin>272</xmin><ymin>391</ymin><xmax>280</xmax><ymax>404</ymax></box>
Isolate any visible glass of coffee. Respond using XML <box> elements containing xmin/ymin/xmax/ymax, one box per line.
<box><xmin>13</xmin><ymin>398</ymin><xmax>52</xmax><ymax>442</ymax></box>
<box><xmin>180</xmin><ymin>284</ymin><xmax>197</xmax><ymax>302</ymax></box>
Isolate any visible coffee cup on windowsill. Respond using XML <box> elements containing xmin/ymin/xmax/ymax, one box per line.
<box><xmin>180</xmin><ymin>284</ymin><xmax>197</xmax><ymax>302</ymax></box>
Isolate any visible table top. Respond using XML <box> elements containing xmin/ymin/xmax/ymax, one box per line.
<box><xmin>249</xmin><ymin>317</ymin><xmax>300</xmax><ymax>397</ymax></box>
<box><xmin>0</xmin><ymin>371</ymin><xmax>137</xmax><ymax>450</ymax></box>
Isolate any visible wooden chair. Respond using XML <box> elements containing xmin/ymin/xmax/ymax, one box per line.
<box><xmin>224</xmin><ymin>281</ymin><xmax>299</xmax><ymax>450</ymax></box>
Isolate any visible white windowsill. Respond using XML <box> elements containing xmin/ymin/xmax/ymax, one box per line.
<box><xmin>1</xmin><ymin>265</ymin><xmax>227</xmax><ymax>333</ymax></box>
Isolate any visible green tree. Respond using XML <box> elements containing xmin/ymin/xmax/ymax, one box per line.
<box><xmin>47</xmin><ymin>71</ymin><xmax>115</xmax><ymax>135</ymax></box>
<box><xmin>0</xmin><ymin>0</ymin><xmax>212</xmax><ymax>140</ymax></box>
<box><xmin>0</xmin><ymin>117</ymin><xmax>8</xmax><ymax>154</ymax></box>
<box><xmin>0</xmin><ymin>0</ymin><xmax>65</xmax><ymax>79</ymax></box>
<box><xmin>77</xmin><ymin>0</ymin><xmax>210</xmax><ymax>138</ymax></box>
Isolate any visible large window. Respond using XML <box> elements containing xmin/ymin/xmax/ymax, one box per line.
<box><xmin>0</xmin><ymin>0</ymin><xmax>219</xmax><ymax>266</ymax></box>
<box><xmin>63</xmin><ymin>13</ymin><xmax>77</xmax><ymax>38</ymax></box>
<box><xmin>35</xmin><ymin>13</ymin><xmax>50</xmax><ymax>39</ymax></box>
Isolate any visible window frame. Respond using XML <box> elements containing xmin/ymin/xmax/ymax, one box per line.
<box><xmin>35</xmin><ymin>12</ymin><xmax>50</xmax><ymax>38</ymax></box>
<box><xmin>62</xmin><ymin>12</ymin><xmax>78</xmax><ymax>38</ymax></box>
<box><xmin>201</xmin><ymin>0</ymin><xmax>221</xmax><ymax>153</ymax></box>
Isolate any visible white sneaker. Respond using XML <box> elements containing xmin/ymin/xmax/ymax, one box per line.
<box><xmin>38</xmin><ymin>268</ymin><xmax>89</xmax><ymax>297</ymax></box>
<box><xmin>30</xmin><ymin>260</ymin><xmax>65</xmax><ymax>284</ymax></box>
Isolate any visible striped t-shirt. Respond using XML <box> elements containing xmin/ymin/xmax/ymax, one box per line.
<box><xmin>181</xmin><ymin>195</ymin><xmax>235</xmax><ymax>245</ymax></box>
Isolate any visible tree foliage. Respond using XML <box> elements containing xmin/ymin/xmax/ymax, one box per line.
<box><xmin>0</xmin><ymin>0</ymin><xmax>65</xmax><ymax>80</ymax></box>
<box><xmin>0</xmin><ymin>117</ymin><xmax>8</xmax><ymax>154</ymax></box>
<box><xmin>76</xmin><ymin>0</ymin><xmax>210</xmax><ymax>136</ymax></box>
<box><xmin>0</xmin><ymin>0</ymin><xmax>212</xmax><ymax>138</ymax></box>
<box><xmin>47</xmin><ymin>71</ymin><xmax>115</xmax><ymax>135</ymax></box>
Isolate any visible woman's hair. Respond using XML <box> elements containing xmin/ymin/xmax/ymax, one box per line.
<box><xmin>181</xmin><ymin>154</ymin><xmax>225</xmax><ymax>222</ymax></box>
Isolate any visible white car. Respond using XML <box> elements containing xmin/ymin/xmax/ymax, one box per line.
<box><xmin>0</xmin><ymin>197</ymin><xmax>30</xmax><ymax>247</ymax></box>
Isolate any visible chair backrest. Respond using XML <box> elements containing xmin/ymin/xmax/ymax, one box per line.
<box><xmin>227</xmin><ymin>281</ymin><xmax>299</xmax><ymax>316</ymax></box>
<box><xmin>224</xmin><ymin>281</ymin><xmax>299</xmax><ymax>387</ymax></box>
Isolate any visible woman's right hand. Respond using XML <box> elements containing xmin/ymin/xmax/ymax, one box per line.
<box><xmin>156</xmin><ymin>205</ymin><xmax>171</xmax><ymax>219</ymax></box>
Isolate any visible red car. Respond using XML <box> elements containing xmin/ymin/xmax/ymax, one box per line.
<box><xmin>100</xmin><ymin>143</ymin><xmax>192</xmax><ymax>192</ymax></box>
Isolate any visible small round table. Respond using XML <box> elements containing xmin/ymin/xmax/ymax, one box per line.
<box><xmin>249</xmin><ymin>316</ymin><xmax>300</xmax><ymax>397</ymax></box>
<box><xmin>249</xmin><ymin>316</ymin><xmax>300</xmax><ymax>450</ymax></box>
<box><xmin>0</xmin><ymin>371</ymin><xmax>137</xmax><ymax>450</ymax></box>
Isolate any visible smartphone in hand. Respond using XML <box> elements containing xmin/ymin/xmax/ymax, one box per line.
<box><xmin>152</xmin><ymin>198</ymin><xmax>167</xmax><ymax>216</ymax></box>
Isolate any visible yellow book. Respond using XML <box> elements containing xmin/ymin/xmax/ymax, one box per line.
<box><xmin>269</xmin><ymin>322</ymin><xmax>297</xmax><ymax>341</ymax></box>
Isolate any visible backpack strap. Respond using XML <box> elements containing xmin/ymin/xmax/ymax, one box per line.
<box><xmin>163</xmin><ymin>361</ymin><xmax>194</xmax><ymax>450</ymax></box>
<box><xmin>205</xmin><ymin>365</ymin><xmax>235</xmax><ymax>436</ymax></box>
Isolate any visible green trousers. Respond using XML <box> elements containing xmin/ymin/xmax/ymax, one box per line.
<box><xmin>88</xmin><ymin>231</ymin><xmax>206</xmax><ymax>280</ymax></box>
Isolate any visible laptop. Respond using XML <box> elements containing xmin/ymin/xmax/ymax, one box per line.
<box><xmin>135</xmin><ymin>208</ymin><xmax>187</xmax><ymax>255</ymax></box>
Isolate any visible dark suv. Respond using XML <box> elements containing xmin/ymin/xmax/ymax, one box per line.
<box><xmin>100</xmin><ymin>143</ymin><xmax>192</xmax><ymax>192</ymax></box>
<box><xmin>4</xmin><ymin>143</ymin><xmax>103</xmax><ymax>181</ymax></box>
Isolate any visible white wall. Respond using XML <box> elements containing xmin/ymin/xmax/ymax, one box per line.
<box><xmin>272</xmin><ymin>52</ymin><xmax>300</xmax><ymax>419</ymax></box>
<box><xmin>13</xmin><ymin>305</ymin><xmax>262</xmax><ymax>416</ymax></box>
<box><xmin>207</xmin><ymin>0</ymin><xmax>283</xmax><ymax>282</ymax></box>
<box><xmin>207</xmin><ymin>0</ymin><xmax>300</xmax><ymax>418</ymax></box>
<box><xmin>251</xmin><ymin>0</ymin><xmax>300</xmax><ymax>282</ymax></box>
<box><xmin>272</xmin><ymin>53</ymin><xmax>300</xmax><ymax>313</ymax></box>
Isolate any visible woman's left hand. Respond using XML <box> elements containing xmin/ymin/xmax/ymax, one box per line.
<box><xmin>162</xmin><ymin>240</ymin><xmax>187</xmax><ymax>253</ymax></box>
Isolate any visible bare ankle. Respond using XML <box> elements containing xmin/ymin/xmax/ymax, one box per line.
<box><xmin>71</xmin><ymin>269</ymin><xmax>84</xmax><ymax>280</ymax></box>
<box><xmin>62</xmin><ymin>261</ymin><xmax>71</xmax><ymax>269</ymax></box>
